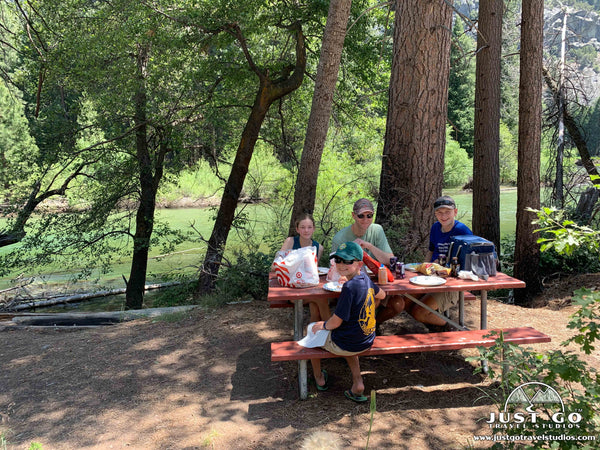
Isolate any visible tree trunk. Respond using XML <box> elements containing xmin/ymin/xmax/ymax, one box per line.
<box><xmin>125</xmin><ymin>42</ymin><xmax>161</xmax><ymax>310</ymax></box>
<box><xmin>514</xmin><ymin>0</ymin><xmax>544</xmax><ymax>304</ymax></box>
<box><xmin>288</xmin><ymin>0</ymin><xmax>352</xmax><ymax>236</ymax></box>
<box><xmin>472</xmin><ymin>0</ymin><xmax>502</xmax><ymax>252</ymax></box>
<box><xmin>377</xmin><ymin>0</ymin><xmax>454</xmax><ymax>257</ymax></box>
<box><xmin>553</xmin><ymin>11</ymin><xmax>568</xmax><ymax>208</ymax></box>
<box><xmin>197</xmin><ymin>24</ymin><xmax>306</xmax><ymax>295</ymax></box>
<box><xmin>543</xmin><ymin>68</ymin><xmax>600</xmax><ymax>184</ymax></box>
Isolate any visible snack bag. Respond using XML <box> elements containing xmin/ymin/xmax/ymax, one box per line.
<box><xmin>362</xmin><ymin>252</ymin><xmax>394</xmax><ymax>282</ymax></box>
<box><xmin>416</xmin><ymin>262</ymin><xmax>450</xmax><ymax>277</ymax></box>
<box><xmin>273</xmin><ymin>246</ymin><xmax>320</xmax><ymax>288</ymax></box>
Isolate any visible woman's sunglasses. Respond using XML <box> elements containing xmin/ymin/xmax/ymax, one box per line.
<box><xmin>333</xmin><ymin>256</ymin><xmax>358</xmax><ymax>265</ymax></box>
<box><xmin>356</xmin><ymin>213</ymin><xmax>373</xmax><ymax>219</ymax></box>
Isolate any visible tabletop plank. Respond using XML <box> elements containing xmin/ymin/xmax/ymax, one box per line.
<box><xmin>267</xmin><ymin>271</ymin><xmax>525</xmax><ymax>302</ymax></box>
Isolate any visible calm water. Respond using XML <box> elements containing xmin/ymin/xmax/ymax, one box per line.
<box><xmin>2</xmin><ymin>193</ymin><xmax>519</xmax><ymax>312</ymax></box>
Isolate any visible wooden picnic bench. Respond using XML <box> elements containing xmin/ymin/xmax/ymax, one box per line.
<box><xmin>271</xmin><ymin>326</ymin><xmax>551</xmax><ymax>361</ymax></box>
<box><xmin>268</xmin><ymin>271</ymin><xmax>548</xmax><ymax>399</ymax></box>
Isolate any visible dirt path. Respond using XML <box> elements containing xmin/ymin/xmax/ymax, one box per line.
<box><xmin>0</xmin><ymin>275</ymin><xmax>597</xmax><ymax>449</ymax></box>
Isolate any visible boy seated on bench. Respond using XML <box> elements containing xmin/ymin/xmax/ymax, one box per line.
<box><xmin>309</xmin><ymin>241</ymin><xmax>386</xmax><ymax>402</ymax></box>
<box><xmin>377</xmin><ymin>195</ymin><xmax>473</xmax><ymax>332</ymax></box>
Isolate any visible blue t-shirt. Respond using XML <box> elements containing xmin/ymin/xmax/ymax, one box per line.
<box><xmin>429</xmin><ymin>220</ymin><xmax>472</xmax><ymax>262</ymax></box>
<box><xmin>331</xmin><ymin>273</ymin><xmax>379</xmax><ymax>352</ymax></box>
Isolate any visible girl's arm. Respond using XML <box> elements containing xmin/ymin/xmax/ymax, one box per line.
<box><xmin>279</xmin><ymin>236</ymin><xmax>294</xmax><ymax>252</ymax></box>
<box><xmin>317</xmin><ymin>243</ymin><xmax>323</xmax><ymax>262</ymax></box>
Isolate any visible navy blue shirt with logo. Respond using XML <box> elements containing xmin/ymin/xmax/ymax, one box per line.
<box><xmin>331</xmin><ymin>272</ymin><xmax>379</xmax><ymax>352</ymax></box>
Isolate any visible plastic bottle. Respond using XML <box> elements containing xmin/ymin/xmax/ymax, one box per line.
<box><xmin>450</xmin><ymin>257</ymin><xmax>459</xmax><ymax>277</ymax></box>
<box><xmin>439</xmin><ymin>253</ymin><xmax>447</xmax><ymax>267</ymax></box>
<box><xmin>378</xmin><ymin>263</ymin><xmax>388</xmax><ymax>284</ymax></box>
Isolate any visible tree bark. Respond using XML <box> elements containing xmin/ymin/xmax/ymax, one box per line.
<box><xmin>543</xmin><ymin>68</ymin><xmax>600</xmax><ymax>184</ymax></box>
<box><xmin>288</xmin><ymin>0</ymin><xmax>352</xmax><ymax>236</ymax></box>
<box><xmin>514</xmin><ymin>0</ymin><xmax>544</xmax><ymax>304</ymax></box>
<box><xmin>125</xmin><ymin>42</ymin><xmax>164</xmax><ymax>310</ymax></box>
<box><xmin>377</xmin><ymin>0</ymin><xmax>454</xmax><ymax>257</ymax></box>
<box><xmin>197</xmin><ymin>24</ymin><xmax>306</xmax><ymax>294</ymax></box>
<box><xmin>472</xmin><ymin>0</ymin><xmax>502</xmax><ymax>252</ymax></box>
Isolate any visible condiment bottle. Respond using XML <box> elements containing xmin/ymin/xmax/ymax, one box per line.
<box><xmin>450</xmin><ymin>257</ymin><xmax>459</xmax><ymax>277</ymax></box>
<box><xmin>378</xmin><ymin>264</ymin><xmax>388</xmax><ymax>284</ymax></box>
<box><xmin>439</xmin><ymin>253</ymin><xmax>447</xmax><ymax>267</ymax></box>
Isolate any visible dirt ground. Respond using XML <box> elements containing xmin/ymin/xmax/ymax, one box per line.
<box><xmin>0</xmin><ymin>274</ymin><xmax>599</xmax><ymax>450</ymax></box>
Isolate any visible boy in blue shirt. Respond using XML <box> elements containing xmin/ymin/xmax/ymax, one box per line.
<box><xmin>310</xmin><ymin>241</ymin><xmax>386</xmax><ymax>402</ymax></box>
<box><xmin>407</xmin><ymin>195</ymin><xmax>472</xmax><ymax>328</ymax></box>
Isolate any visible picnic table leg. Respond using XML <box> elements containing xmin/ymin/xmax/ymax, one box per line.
<box><xmin>459</xmin><ymin>292</ymin><xmax>465</xmax><ymax>327</ymax></box>
<box><xmin>480</xmin><ymin>290</ymin><xmax>489</xmax><ymax>374</ymax></box>
<box><xmin>293</xmin><ymin>299</ymin><xmax>308</xmax><ymax>400</ymax></box>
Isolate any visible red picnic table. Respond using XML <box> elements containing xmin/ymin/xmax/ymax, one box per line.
<box><xmin>268</xmin><ymin>271</ymin><xmax>538</xmax><ymax>399</ymax></box>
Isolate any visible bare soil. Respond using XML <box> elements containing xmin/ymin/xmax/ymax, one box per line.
<box><xmin>0</xmin><ymin>274</ymin><xmax>598</xmax><ymax>450</ymax></box>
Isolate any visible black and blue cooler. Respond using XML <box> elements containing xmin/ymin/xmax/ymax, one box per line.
<box><xmin>448</xmin><ymin>235</ymin><xmax>497</xmax><ymax>277</ymax></box>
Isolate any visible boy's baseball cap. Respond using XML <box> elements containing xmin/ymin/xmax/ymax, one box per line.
<box><xmin>333</xmin><ymin>241</ymin><xmax>363</xmax><ymax>262</ymax></box>
<box><xmin>353</xmin><ymin>198</ymin><xmax>374</xmax><ymax>215</ymax></box>
<box><xmin>433</xmin><ymin>195</ymin><xmax>456</xmax><ymax>210</ymax></box>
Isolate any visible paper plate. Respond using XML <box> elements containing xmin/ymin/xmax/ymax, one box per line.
<box><xmin>298</xmin><ymin>322</ymin><xmax>330</xmax><ymax>348</ymax></box>
<box><xmin>318</xmin><ymin>267</ymin><xmax>329</xmax><ymax>275</ymax></box>
<box><xmin>409</xmin><ymin>275</ymin><xmax>447</xmax><ymax>286</ymax></box>
<box><xmin>323</xmin><ymin>282</ymin><xmax>343</xmax><ymax>292</ymax></box>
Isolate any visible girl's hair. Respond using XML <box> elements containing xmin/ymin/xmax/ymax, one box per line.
<box><xmin>294</xmin><ymin>213</ymin><xmax>315</xmax><ymax>228</ymax></box>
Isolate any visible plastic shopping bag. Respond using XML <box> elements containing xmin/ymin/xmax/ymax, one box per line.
<box><xmin>273</xmin><ymin>246</ymin><xmax>320</xmax><ymax>288</ymax></box>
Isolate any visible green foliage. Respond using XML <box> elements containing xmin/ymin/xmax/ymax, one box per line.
<box><xmin>468</xmin><ymin>289</ymin><xmax>600</xmax><ymax>448</ymax></box>
<box><xmin>0</xmin><ymin>82</ymin><xmax>38</xmax><ymax>197</ymax></box>
<box><xmin>443</xmin><ymin>125</ymin><xmax>472</xmax><ymax>188</ymax></box>
<box><xmin>214</xmin><ymin>251</ymin><xmax>272</xmax><ymax>301</ymax></box>
<box><xmin>469</xmin><ymin>206</ymin><xmax>600</xmax><ymax>448</ymax></box>
<box><xmin>448</xmin><ymin>18</ymin><xmax>475</xmax><ymax>157</ymax></box>
<box><xmin>499</xmin><ymin>122</ymin><xmax>518</xmax><ymax>185</ymax></box>
<box><xmin>531</xmin><ymin>207</ymin><xmax>599</xmax><ymax>256</ymax></box>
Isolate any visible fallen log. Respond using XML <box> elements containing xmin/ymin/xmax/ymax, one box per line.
<box><xmin>6</xmin><ymin>281</ymin><xmax>182</xmax><ymax>311</ymax></box>
<box><xmin>4</xmin><ymin>305</ymin><xmax>198</xmax><ymax>326</ymax></box>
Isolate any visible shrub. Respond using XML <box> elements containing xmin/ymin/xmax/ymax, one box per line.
<box><xmin>215</xmin><ymin>251</ymin><xmax>272</xmax><ymax>301</ymax></box>
<box><xmin>469</xmin><ymin>207</ymin><xmax>600</xmax><ymax>448</ymax></box>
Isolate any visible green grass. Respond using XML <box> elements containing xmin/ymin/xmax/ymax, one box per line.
<box><xmin>447</xmin><ymin>188</ymin><xmax>518</xmax><ymax>237</ymax></box>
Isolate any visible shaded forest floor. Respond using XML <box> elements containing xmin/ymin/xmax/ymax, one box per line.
<box><xmin>0</xmin><ymin>273</ymin><xmax>598</xmax><ymax>449</ymax></box>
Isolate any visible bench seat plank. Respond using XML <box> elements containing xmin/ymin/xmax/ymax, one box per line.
<box><xmin>271</xmin><ymin>326</ymin><xmax>550</xmax><ymax>361</ymax></box>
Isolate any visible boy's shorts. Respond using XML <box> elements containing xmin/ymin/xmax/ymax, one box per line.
<box><xmin>430</xmin><ymin>291</ymin><xmax>460</xmax><ymax>312</ymax></box>
<box><xmin>322</xmin><ymin>332</ymin><xmax>366</xmax><ymax>356</ymax></box>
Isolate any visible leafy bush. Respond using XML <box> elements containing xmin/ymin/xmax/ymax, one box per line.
<box><xmin>443</xmin><ymin>125</ymin><xmax>472</xmax><ymax>188</ymax></box>
<box><xmin>469</xmin><ymin>288</ymin><xmax>600</xmax><ymax>448</ymax></box>
<box><xmin>215</xmin><ymin>251</ymin><xmax>272</xmax><ymax>302</ymax></box>
<box><xmin>534</xmin><ymin>207</ymin><xmax>600</xmax><ymax>274</ymax></box>
<box><xmin>469</xmin><ymin>207</ymin><xmax>600</xmax><ymax>448</ymax></box>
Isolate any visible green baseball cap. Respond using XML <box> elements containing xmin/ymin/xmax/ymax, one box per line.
<box><xmin>333</xmin><ymin>241</ymin><xmax>363</xmax><ymax>262</ymax></box>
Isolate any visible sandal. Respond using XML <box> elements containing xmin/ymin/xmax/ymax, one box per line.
<box><xmin>344</xmin><ymin>389</ymin><xmax>368</xmax><ymax>403</ymax></box>
<box><xmin>316</xmin><ymin>369</ymin><xmax>329</xmax><ymax>391</ymax></box>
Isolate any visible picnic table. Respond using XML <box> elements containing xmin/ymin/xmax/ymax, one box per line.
<box><xmin>268</xmin><ymin>271</ymin><xmax>550</xmax><ymax>399</ymax></box>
